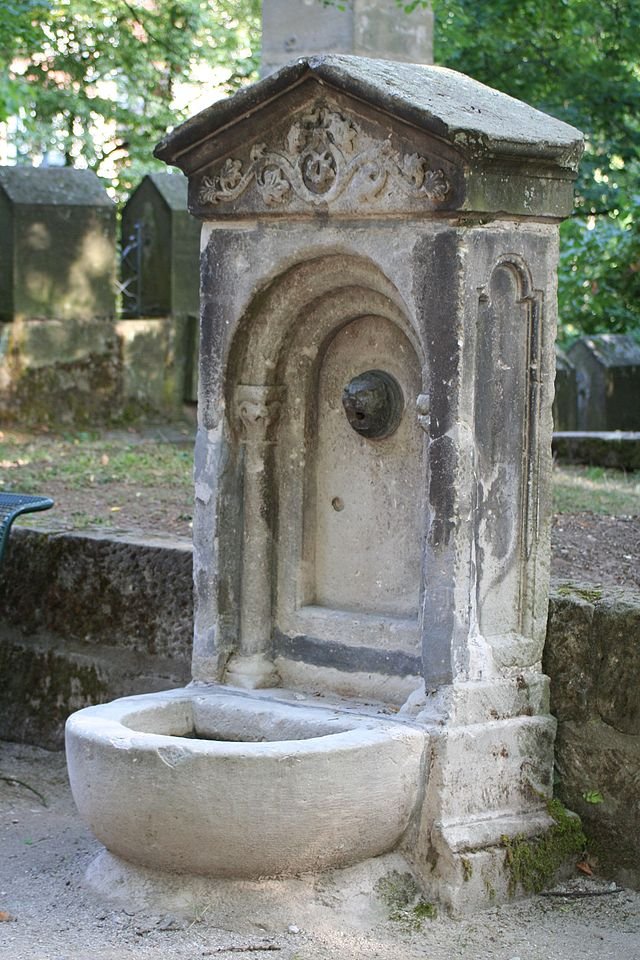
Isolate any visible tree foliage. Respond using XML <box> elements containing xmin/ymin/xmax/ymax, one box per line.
<box><xmin>407</xmin><ymin>0</ymin><xmax>640</xmax><ymax>340</ymax></box>
<box><xmin>4</xmin><ymin>0</ymin><xmax>640</xmax><ymax>340</ymax></box>
<box><xmin>1</xmin><ymin>0</ymin><xmax>260</xmax><ymax>199</ymax></box>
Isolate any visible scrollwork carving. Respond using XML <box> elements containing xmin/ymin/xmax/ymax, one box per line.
<box><xmin>199</xmin><ymin>103</ymin><xmax>451</xmax><ymax>209</ymax></box>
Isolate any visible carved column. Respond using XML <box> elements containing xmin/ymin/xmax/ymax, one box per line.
<box><xmin>225</xmin><ymin>384</ymin><xmax>283</xmax><ymax>689</ymax></box>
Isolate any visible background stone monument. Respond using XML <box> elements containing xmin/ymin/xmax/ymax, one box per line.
<box><xmin>261</xmin><ymin>0</ymin><xmax>433</xmax><ymax>75</ymax></box>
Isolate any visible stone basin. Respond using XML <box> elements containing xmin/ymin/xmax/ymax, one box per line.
<box><xmin>65</xmin><ymin>686</ymin><xmax>427</xmax><ymax>878</ymax></box>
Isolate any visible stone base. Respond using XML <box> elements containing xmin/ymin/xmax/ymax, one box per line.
<box><xmin>84</xmin><ymin>849</ymin><xmax>415</xmax><ymax>927</ymax></box>
<box><xmin>224</xmin><ymin>653</ymin><xmax>280</xmax><ymax>689</ymax></box>
<box><xmin>420</xmin><ymin>811</ymin><xmax>557</xmax><ymax>915</ymax></box>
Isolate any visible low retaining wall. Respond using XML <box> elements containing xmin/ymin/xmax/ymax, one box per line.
<box><xmin>544</xmin><ymin>584</ymin><xmax>640</xmax><ymax>890</ymax></box>
<box><xmin>0</xmin><ymin>528</ymin><xmax>192</xmax><ymax>748</ymax></box>
<box><xmin>553</xmin><ymin>431</ymin><xmax>640</xmax><ymax>470</ymax></box>
<box><xmin>0</xmin><ymin>528</ymin><xmax>638</xmax><ymax>887</ymax></box>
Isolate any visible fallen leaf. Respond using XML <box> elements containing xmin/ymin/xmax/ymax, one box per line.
<box><xmin>576</xmin><ymin>860</ymin><xmax>594</xmax><ymax>877</ymax></box>
<box><xmin>0</xmin><ymin>911</ymin><xmax>13</xmax><ymax>922</ymax></box>
<box><xmin>110</xmin><ymin>506</ymin><xmax>122</xmax><ymax>512</ymax></box>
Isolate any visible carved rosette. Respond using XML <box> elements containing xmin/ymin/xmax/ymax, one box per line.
<box><xmin>199</xmin><ymin>104</ymin><xmax>451</xmax><ymax>209</ymax></box>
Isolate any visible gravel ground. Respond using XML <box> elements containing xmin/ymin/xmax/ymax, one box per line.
<box><xmin>2</xmin><ymin>742</ymin><xmax>640</xmax><ymax>960</ymax></box>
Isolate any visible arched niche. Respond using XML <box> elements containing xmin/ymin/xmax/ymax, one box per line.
<box><xmin>222</xmin><ymin>253</ymin><xmax>428</xmax><ymax>687</ymax></box>
<box><xmin>474</xmin><ymin>255</ymin><xmax>543</xmax><ymax>646</ymax></box>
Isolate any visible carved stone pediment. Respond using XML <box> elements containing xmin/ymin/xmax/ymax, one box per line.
<box><xmin>156</xmin><ymin>56</ymin><xmax>583</xmax><ymax>220</ymax></box>
<box><xmin>192</xmin><ymin>98</ymin><xmax>459</xmax><ymax>218</ymax></box>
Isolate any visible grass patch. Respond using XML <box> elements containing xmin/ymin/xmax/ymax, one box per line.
<box><xmin>552</xmin><ymin>463</ymin><xmax>640</xmax><ymax>516</ymax></box>
<box><xmin>0</xmin><ymin>428</ymin><xmax>193</xmax><ymax>494</ymax></box>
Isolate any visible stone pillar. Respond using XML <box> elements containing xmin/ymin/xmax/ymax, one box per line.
<box><xmin>224</xmin><ymin>384</ymin><xmax>282</xmax><ymax>688</ymax></box>
<box><xmin>261</xmin><ymin>0</ymin><xmax>433</xmax><ymax>76</ymax></box>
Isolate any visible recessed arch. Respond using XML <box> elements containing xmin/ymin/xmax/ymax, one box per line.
<box><xmin>225</xmin><ymin>252</ymin><xmax>423</xmax><ymax>403</ymax></box>
<box><xmin>220</xmin><ymin>251</ymin><xmax>428</xmax><ymax>687</ymax></box>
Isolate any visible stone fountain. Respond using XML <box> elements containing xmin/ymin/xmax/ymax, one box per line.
<box><xmin>66</xmin><ymin>56</ymin><xmax>582</xmax><ymax>914</ymax></box>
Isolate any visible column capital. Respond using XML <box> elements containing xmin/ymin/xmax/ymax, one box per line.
<box><xmin>235</xmin><ymin>384</ymin><xmax>284</xmax><ymax>440</ymax></box>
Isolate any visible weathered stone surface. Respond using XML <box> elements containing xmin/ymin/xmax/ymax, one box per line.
<box><xmin>261</xmin><ymin>0</ymin><xmax>433</xmax><ymax>76</ymax></box>
<box><xmin>546</xmin><ymin>583</ymin><xmax>640</xmax><ymax>889</ymax></box>
<box><xmin>155</xmin><ymin>56</ymin><xmax>583</xmax><ymax>221</ymax></box>
<box><xmin>555</xmin><ymin>719</ymin><xmax>640</xmax><ymax>888</ymax></box>
<box><xmin>0</xmin><ymin>315</ymin><xmax>189</xmax><ymax>424</ymax></box>
<box><xmin>568</xmin><ymin>333</ymin><xmax>640</xmax><ymax>431</ymax></box>
<box><xmin>0</xmin><ymin>528</ymin><xmax>193</xmax><ymax>659</ymax></box>
<box><xmin>0</xmin><ymin>166</ymin><xmax>115</xmax><ymax>322</ymax></box>
<box><xmin>595</xmin><ymin>597</ymin><xmax>640</xmax><ymax>736</ymax></box>
<box><xmin>0</xmin><ymin>627</ymin><xmax>188</xmax><ymax>750</ymax></box>
<box><xmin>544</xmin><ymin>592</ymin><xmax>597</xmax><ymax>723</ymax></box>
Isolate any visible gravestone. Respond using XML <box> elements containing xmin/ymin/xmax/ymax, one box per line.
<box><xmin>0</xmin><ymin>166</ymin><xmax>115</xmax><ymax>322</ymax></box>
<box><xmin>261</xmin><ymin>0</ymin><xmax>433</xmax><ymax>75</ymax></box>
<box><xmin>568</xmin><ymin>333</ymin><xmax>640</xmax><ymax>431</ymax></box>
<box><xmin>120</xmin><ymin>172</ymin><xmax>201</xmax><ymax>403</ymax></box>
<box><xmin>155</xmin><ymin>56</ymin><xmax>583</xmax><ymax>911</ymax></box>
<box><xmin>120</xmin><ymin>172</ymin><xmax>200</xmax><ymax>319</ymax></box>
<box><xmin>553</xmin><ymin>346</ymin><xmax>577</xmax><ymax>430</ymax></box>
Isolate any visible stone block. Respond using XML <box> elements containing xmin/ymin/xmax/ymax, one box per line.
<box><xmin>594</xmin><ymin>597</ymin><xmax>640</xmax><ymax>736</ymax></box>
<box><xmin>552</xmin><ymin>431</ymin><xmax>640</xmax><ymax>470</ymax></box>
<box><xmin>546</xmin><ymin>584</ymin><xmax>640</xmax><ymax>889</ymax></box>
<box><xmin>555</xmin><ymin>719</ymin><xmax>640</xmax><ymax>887</ymax></box>
<box><xmin>0</xmin><ymin>628</ymin><xmax>188</xmax><ymax>749</ymax></box>
<box><xmin>568</xmin><ymin>333</ymin><xmax>640</xmax><ymax>431</ymax></box>
<box><xmin>0</xmin><ymin>316</ymin><xmax>122</xmax><ymax>424</ymax></box>
<box><xmin>0</xmin><ymin>528</ymin><xmax>193</xmax><ymax>660</ymax></box>
<box><xmin>544</xmin><ymin>592</ymin><xmax>597</xmax><ymax>723</ymax></box>
<box><xmin>116</xmin><ymin>315</ymin><xmax>191</xmax><ymax>415</ymax></box>
<box><xmin>0</xmin><ymin>166</ymin><xmax>116</xmax><ymax>322</ymax></box>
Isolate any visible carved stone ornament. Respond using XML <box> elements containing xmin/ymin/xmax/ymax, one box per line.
<box><xmin>198</xmin><ymin>103</ymin><xmax>451</xmax><ymax>209</ymax></box>
<box><xmin>416</xmin><ymin>393</ymin><xmax>430</xmax><ymax>433</ymax></box>
<box><xmin>235</xmin><ymin>385</ymin><xmax>283</xmax><ymax>441</ymax></box>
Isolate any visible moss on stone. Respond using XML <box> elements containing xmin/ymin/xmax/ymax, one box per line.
<box><xmin>556</xmin><ymin>584</ymin><xmax>603</xmax><ymax>603</ymax></box>
<box><xmin>501</xmin><ymin>799</ymin><xmax>586</xmax><ymax>896</ymax></box>
<box><xmin>374</xmin><ymin>870</ymin><xmax>437</xmax><ymax>929</ymax></box>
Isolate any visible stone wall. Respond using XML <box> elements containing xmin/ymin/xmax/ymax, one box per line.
<box><xmin>0</xmin><ymin>528</ymin><xmax>192</xmax><ymax>748</ymax></box>
<box><xmin>544</xmin><ymin>584</ymin><xmax>640</xmax><ymax>889</ymax></box>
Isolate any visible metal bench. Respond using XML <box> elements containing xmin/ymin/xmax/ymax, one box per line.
<box><xmin>0</xmin><ymin>493</ymin><xmax>54</xmax><ymax>565</ymax></box>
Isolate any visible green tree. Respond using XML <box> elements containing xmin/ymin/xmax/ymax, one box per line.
<box><xmin>405</xmin><ymin>0</ymin><xmax>640</xmax><ymax>340</ymax></box>
<box><xmin>1</xmin><ymin>0</ymin><xmax>260</xmax><ymax>199</ymax></box>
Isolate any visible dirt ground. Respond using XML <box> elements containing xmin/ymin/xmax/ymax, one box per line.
<box><xmin>1</xmin><ymin>741</ymin><xmax>640</xmax><ymax>960</ymax></box>
<box><xmin>24</xmin><ymin>479</ymin><xmax>640</xmax><ymax>592</ymax></box>
<box><xmin>550</xmin><ymin>512</ymin><xmax>640</xmax><ymax>591</ymax></box>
